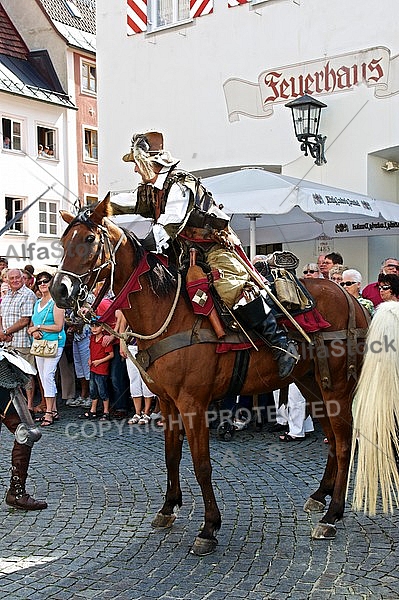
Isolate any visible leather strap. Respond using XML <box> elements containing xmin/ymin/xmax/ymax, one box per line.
<box><xmin>224</xmin><ymin>350</ymin><xmax>250</xmax><ymax>398</ymax></box>
<box><xmin>135</xmin><ymin>322</ymin><xmax>243</xmax><ymax>371</ymax></box>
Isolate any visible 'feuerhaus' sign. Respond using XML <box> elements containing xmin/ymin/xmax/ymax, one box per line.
<box><xmin>223</xmin><ymin>47</ymin><xmax>399</xmax><ymax>121</ymax></box>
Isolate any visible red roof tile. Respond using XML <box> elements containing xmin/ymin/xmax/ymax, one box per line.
<box><xmin>0</xmin><ymin>4</ymin><xmax>28</xmax><ymax>59</ymax></box>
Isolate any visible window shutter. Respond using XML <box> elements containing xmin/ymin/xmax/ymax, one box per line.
<box><xmin>190</xmin><ymin>0</ymin><xmax>213</xmax><ymax>18</ymax></box>
<box><xmin>127</xmin><ymin>0</ymin><xmax>147</xmax><ymax>35</ymax></box>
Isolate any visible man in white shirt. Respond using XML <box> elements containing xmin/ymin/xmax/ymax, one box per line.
<box><xmin>111</xmin><ymin>131</ymin><xmax>298</xmax><ymax>378</ymax></box>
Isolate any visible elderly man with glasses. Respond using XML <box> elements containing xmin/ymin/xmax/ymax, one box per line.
<box><xmin>362</xmin><ymin>257</ymin><xmax>399</xmax><ymax>307</ymax></box>
<box><xmin>0</xmin><ymin>269</ymin><xmax>37</xmax><ymax>412</ymax></box>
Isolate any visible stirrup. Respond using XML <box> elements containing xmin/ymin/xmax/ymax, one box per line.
<box><xmin>271</xmin><ymin>341</ymin><xmax>300</xmax><ymax>362</ymax></box>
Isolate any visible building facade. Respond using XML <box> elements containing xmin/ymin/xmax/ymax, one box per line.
<box><xmin>0</xmin><ymin>0</ymin><xmax>97</xmax><ymax>267</ymax></box>
<box><xmin>97</xmin><ymin>0</ymin><xmax>399</xmax><ymax>281</ymax></box>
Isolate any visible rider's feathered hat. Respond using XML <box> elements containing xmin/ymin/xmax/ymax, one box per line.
<box><xmin>122</xmin><ymin>131</ymin><xmax>178</xmax><ymax>179</ymax></box>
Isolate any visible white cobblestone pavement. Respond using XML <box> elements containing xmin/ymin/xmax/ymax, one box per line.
<box><xmin>0</xmin><ymin>409</ymin><xmax>398</xmax><ymax>600</ymax></box>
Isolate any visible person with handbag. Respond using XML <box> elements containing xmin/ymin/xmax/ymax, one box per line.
<box><xmin>27</xmin><ymin>272</ymin><xmax>66</xmax><ymax>427</ymax></box>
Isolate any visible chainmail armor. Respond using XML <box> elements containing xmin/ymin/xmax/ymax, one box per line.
<box><xmin>0</xmin><ymin>358</ymin><xmax>30</xmax><ymax>389</ymax></box>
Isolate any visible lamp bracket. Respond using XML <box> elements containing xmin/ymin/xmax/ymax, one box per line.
<box><xmin>298</xmin><ymin>134</ymin><xmax>327</xmax><ymax>166</ymax></box>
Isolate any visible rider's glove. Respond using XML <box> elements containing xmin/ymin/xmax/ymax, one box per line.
<box><xmin>152</xmin><ymin>223</ymin><xmax>170</xmax><ymax>253</ymax></box>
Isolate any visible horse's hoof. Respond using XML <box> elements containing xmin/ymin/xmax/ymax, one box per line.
<box><xmin>311</xmin><ymin>522</ymin><xmax>337</xmax><ymax>540</ymax></box>
<box><xmin>303</xmin><ymin>497</ymin><xmax>326</xmax><ymax>513</ymax></box>
<box><xmin>190</xmin><ymin>536</ymin><xmax>218</xmax><ymax>556</ymax></box>
<box><xmin>151</xmin><ymin>512</ymin><xmax>176</xmax><ymax>529</ymax></box>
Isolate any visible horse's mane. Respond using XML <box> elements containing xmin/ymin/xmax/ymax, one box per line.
<box><xmin>121</xmin><ymin>228</ymin><xmax>179</xmax><ymax>298</ymax></box>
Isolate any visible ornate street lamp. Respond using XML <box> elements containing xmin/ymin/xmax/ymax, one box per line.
<box><xmin>285</xmin><ymin>94</ymin><xmax>327</xmax><ymax>166</ymax></box>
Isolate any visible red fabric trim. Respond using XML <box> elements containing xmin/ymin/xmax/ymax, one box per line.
<box><xmin>216</xmin><ymin>341</ymin><xmax>253</xmax><ymax>353</ymax></box>
<box><xmin>280</xmin><ymin>308</ymin><xmax>331</xmax><ymax>333</ymax></box>
<box><xmin>99</xmin><ymin>251</ymin><xmax>168</xmax><ymax>324</ymax></box>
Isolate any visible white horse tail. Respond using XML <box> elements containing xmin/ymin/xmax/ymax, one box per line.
<box><xmin>349</xmin><ymin>301</ymin><xmax>399</xmax><ymax>515</ymax></box>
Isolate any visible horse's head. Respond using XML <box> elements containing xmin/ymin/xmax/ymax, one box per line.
<box><xmin>51</xmin><ymin>195</ymin><xmax>124</xmax><ymax>309</ymax></box>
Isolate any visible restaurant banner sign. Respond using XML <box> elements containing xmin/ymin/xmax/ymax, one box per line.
<box><xmin>224</xmin><ymin>47</ymin><xmax>399</xmax><ymax>121</ymax></box>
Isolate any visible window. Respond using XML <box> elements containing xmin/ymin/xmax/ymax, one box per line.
<box><xmin>39</xmin><ymin>201</ymin><xmax>58</xmax><ymax>236</ymax></box>
<box><xmin>2</xmin><ymin>117</ymin><xmax>22</xmax><ymax>151</ymax></box>
<box><xmin>147</xmin><ymin>0</ymin><xmax>190</xmax><ymax>30</ymax></box>
<box><xmin>84</xmin><ymin>128</ymin><xmax>98</xmax><ymax>161</ymax></box>
<box><xmin>81</xmin><ymin>61</ymin><xmax>97</xmax><ymax>94</ymax></box>
<box><xmin>37</xmin><ymin>125</ymin><xmax>57</xmax><ymax>158</ymax></box>
<box><xmin>5</xmin><ymin>196</ymin><xmax>24</xmax><ymax>233</ymax></box>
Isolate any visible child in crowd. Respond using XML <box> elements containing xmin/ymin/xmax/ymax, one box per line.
<box><xmin>80</xmin><ymin>317</ymin><xmax>114</xmax><ymax>420</ymax></box>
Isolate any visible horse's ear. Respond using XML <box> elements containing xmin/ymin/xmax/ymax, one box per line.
<box><xmin>91</xmin><ymin>193</ymin><xmax>112</xmax><ymax>223</ymax></box>
<box><xmin>60</xmin><ymin>210</ymin><xmax>75</xmax><ymax>224</ymax></box>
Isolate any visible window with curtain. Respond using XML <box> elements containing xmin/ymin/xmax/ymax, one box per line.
<box><xmin>2</xmin><ymin>117</ymin><xmax>22</xmax><ymax>151</ymax></box>
<box><xmin>148</xmin><ymin>0</ymin><xmax>190</xmax><ymax>29</ymax></box>
<box><xmin>5</xmin><ymin>196</ymin><xmax>24</xmax><ymax>233</ymax></box>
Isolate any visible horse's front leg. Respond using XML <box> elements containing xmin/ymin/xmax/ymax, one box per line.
<box><xmin>181</xmin><ymin>399</ymin><xmax>221</xmax><ymax>556</ymax></box>
<box><xmin>151</xmin><ymin>400</ymin><xmax>183</xmax><ymax>529</ymax></box>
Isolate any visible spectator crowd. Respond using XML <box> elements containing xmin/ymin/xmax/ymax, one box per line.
<box><xmin>0</xmin><ymin>252</ymin><xmax>397</xmax><ymax>435</ymax></box>
<box><xmin>0</xmin><ymin>258</ymin><xmax>161</xmax><ymax>427</ymax></box>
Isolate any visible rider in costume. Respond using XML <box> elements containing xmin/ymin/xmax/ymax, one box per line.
<box><xmin>0</xmin><ymin>351</ymin><xmax>47</xmax><ymax>511</ymax></box>
<box><xmin>111</xmin><ymin>131</ymin><xmax>297</xmax><ymax>378</ymax></box>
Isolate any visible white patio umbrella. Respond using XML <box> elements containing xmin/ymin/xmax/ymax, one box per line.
<box><xmin>202</xmin><ymin>168</ymin><xmax>399</xmax><ymax>257</ymax></box>
<box><xmin>112</xmin><ymin>168</ymin><xmax>399</xmax><ymax>259</ymax></box>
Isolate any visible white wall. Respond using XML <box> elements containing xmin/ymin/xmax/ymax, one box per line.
<box><xmin>97</xmin><ymin>0</ymin><xmax>399</xmax><ymax>283</ymax></box>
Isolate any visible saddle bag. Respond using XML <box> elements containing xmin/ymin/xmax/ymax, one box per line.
<box><xmin>271</xmin><ymin>268</ymin><xmax>312</xmax><ymax>311</ymax></box>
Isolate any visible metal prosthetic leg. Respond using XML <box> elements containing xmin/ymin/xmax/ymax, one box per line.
<box><xmin>233</xmin><ymin>294</ymin><xmax>299</xmax><ymax>379</ymax></box>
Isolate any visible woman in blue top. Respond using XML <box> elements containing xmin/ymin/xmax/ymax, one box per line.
<box><xmin>27</xmin><ymin>272</ymin><xmax>66</xmax><ymax>426</ymax></box>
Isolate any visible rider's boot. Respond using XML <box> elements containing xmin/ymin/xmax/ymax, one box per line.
<box><xmin>5</xmin><ymin>443</ymin><xmax>47</xmax><ymax>511</ymax></box>
<box><xmin>233</xmin><ymin>294</ymin><xmax>299</xmax><ymax>379</ymax></box>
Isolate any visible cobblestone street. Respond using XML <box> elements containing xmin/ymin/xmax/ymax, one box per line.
<box><xmin>0</xmin><ymin>409</ymin><xmax>398</xmax><ymax>600</ymax></box>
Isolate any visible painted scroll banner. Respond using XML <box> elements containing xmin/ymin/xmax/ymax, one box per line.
<box><xmin>223</xmin><ymin>47</ymin><xmax>399</xmax><ymax>122</ymax></box>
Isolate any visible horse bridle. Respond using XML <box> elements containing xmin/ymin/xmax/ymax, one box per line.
<box><xmin>58</xmin><ymin>218</ymin><xmax>126</xmax><ymax>311</ymax></box>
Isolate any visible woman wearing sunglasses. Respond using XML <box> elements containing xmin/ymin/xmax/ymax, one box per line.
<box><xmin>340</xmin><ymin>269</ymin><xmax>375</xmax><ymax>317</ymax></box>
<box><xmin>302</xmin><ymin>263</ymin><xmax>321</xmax><ymax>279</ymax></box>
<box><xmin>377</xmin><ymin>273</ymin><xmax>399</xmax><ymax>304</ymax></box>
<box><xmin>27</xmin><ymin>272</ymin><xmax>66</xmax><ymax>426</ymax></box>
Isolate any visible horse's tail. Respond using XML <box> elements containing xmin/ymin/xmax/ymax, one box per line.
<box><xmin>349</xmin><ymin>301</ymin><xmax>399</xmax><ymax>515</ymax></box>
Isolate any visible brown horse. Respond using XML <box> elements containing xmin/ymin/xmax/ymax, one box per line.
<box><xmin>51</xmin><ymin>198</ymin><xmax>369</xmax><ymax>555</ymax></box>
